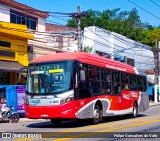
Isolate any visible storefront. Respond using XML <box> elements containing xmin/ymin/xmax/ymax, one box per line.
<box><xmin>0</xmin><ymin>22</ymin><xmax>34</xmax><ymax>85</ymax></box>
<box><xmin>0</xmin><ymin>22</ymin><xmax>34</xmax><ymax>112</ymax></box>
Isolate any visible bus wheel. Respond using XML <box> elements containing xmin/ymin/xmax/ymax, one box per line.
<box><xmin>132</xmin><ymin>103</ymin><xmax>138</xmax><ymax>118</ymax></box>
<box><xmin>92</xmin><ymin>105</ymin><xmax>101</xmax><ymax>124</ymax></box>
<box><xmin>50</xmin><ymin>119</ymin><xmax>61</xmax><ymax>126</ymax></box>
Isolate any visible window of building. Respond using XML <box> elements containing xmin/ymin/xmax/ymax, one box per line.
<box><xmin>26</xmin><ymin>18</ymin><xmax>36</xmax><ymax>30</ymax></box>
<box><xmin>0</xmin><ymin>50</ymin><xmax>15</xmax><ymax>58</ymax></box>
<box><xmin>0</xmin><ymin>72</ymin><xmax>9</xmax><ymax>85</ymax></box>
<box><xmin>127</xmin><ymin>58</ymin><xmax>135</xmax><ymax>67</ymax></box>
<box><xmin>10</xmin><ymin>11</ymin><xmax>37</xmax><ymax>30</ymax></box>
<box><xmin>0</xmin><ymin>41</ymin><xmax>11</xmax><ymax>48</ymax></box>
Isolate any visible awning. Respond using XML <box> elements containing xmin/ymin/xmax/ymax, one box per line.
<box><xmin>0</xmin><ymin>60</ymin><xmax>25</xmax><ymax>72</ymax></box>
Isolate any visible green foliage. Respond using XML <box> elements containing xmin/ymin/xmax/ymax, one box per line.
<box><xmin>83</xmin><ymin>46</ymin><xmax>92</xmax><ymax>53</ymax></box>
<box><xmin>67</xmin><ymin>8</ymin><xmax>158</xmax><ymax>48</ymax></box>
<box><xmin>140</xmin><ymin>28</ymin><xmax>160</xmax><ymax>48</ymax></box>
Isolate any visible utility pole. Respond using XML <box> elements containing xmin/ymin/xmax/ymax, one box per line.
<box><xmin>154</xmin><ymin>37</ymin><xmax>159</xmax><ymax>103</ymax></box>
<box><xmin>77</xmin><ymin>6</ymin><xmax>81</xmax><ymax>52</ymax></box>
<box><xmin>71</xmin><ymin>6</ymin><xmax>88</xmax><ymax>52</ymax></box>
<box><xmin>158</xmin><ymin>41</ymin><xmax>160</xmax><ymax>101</ymax></box>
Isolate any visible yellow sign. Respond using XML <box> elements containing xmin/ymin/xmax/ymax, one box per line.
<box><xmin>49</xmin><ymin>69</ymin><xmax>64</xmax><ymax>73</ymax></box>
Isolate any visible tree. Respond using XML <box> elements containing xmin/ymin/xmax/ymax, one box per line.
<box><xmin>121</xmin><ymin>8</ymin><xmax>143</xmax><ymax>41</ymax></box>
<box><xmin>67</xmin><ymin>8</ymin><xmax>152</xmax><ymax>42</ymax></box>
<box><xmin>67</xmin><ymin>9</ymin><xmax>101</xmax><ymax>29</ymax></box>
<box><xmin>83</xmin><ymin>46</ymin><xmax>92</xmax><ymax>53</ymax></box>
<box><xmin>140</xmin><ymin>28</ymin><xmax>160</xmax><ymax>48</ymax></box>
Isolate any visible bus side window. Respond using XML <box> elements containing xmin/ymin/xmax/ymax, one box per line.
<box><xmin>129</xmin><ymin>74</ymin><xmax>137</xmax><ymax>90</ymax></box>
<box><xmin>101</xmin><ymin>69</ymin><xmax>111</xmax><ymax>94</ymax></box>
<box><xmin>78</xmin><ymin>63</ymin><xmax>90</xmax><ymax>99</ymax></box>
<box><xmin>89</xmin><ymin>66</ymin><xmax>100</xmax><ymax>95</ymax></box>
<box><xmin>112</xmin><ymin>71</ymin><xmax>121</xmax><ymax>94</ymax></box>
<box><xmin>121</xmin><ymin>73</ymin><xmax>129</xmax><ymax>90</ymax></box>
<box><xmin>143</xmin><ymin>76</ymin><xmax>147</xmax><ymax>91</ymax></box>
<box><xmin>137</xmin><ymin>76</ymin><xmax>146</xmax><ymax>91</ymax></box>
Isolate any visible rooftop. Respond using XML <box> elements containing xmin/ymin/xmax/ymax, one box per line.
<box><xmin>46</xmin><ymin>23</ymin><xmax>77</xmax><ymax>32</ymax></box>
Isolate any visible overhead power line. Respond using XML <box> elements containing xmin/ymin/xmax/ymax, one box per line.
<box><xmin>128</xmin><ymin>0</ymin><xmax>160</xmax><ymax>20</ymax></box>
<box><xmin>85</xmin><ymin>16</ymin><xmax>153</xmax><ymax>51</ymax></box>
<box><xmin>86</xmin><ymin>27</ymin><xmax>153</xmax><ymax>58</ymax></box>
<box><xmin>46</xmin><ymin>20</ymin><xmax>66</xmax><ymax>26</ymax></box>
<box><xmin>49</xmin><ymin>15</ymin><xmax>69</xmax><ymax>22</ymax></box>
<box><xmin>149</xmin><ymin>0</ymin><xmax>160</xmax><ymax>8</ymax></box>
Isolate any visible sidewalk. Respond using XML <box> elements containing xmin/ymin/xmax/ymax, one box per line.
<box><xmin>19</xmin><ymin>118</ymin><xmax>49</xmax><ymax>122</ymax></box>
<box><xmin>149</xmin><ymin>101</ymin><xmax>160</xmax><ymax>107</ymax></box>
<box><xmin>18</xmin><ymin>102</ymin><xmax>160</xmax><ymax>123</ymax></box>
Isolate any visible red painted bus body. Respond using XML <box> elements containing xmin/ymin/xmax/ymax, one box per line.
<box><xmin>24</xmin><ymin>52</ymin><xmax>149</xmax><ymax>124</ymax></box>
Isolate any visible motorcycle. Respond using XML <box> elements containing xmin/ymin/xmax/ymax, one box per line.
<box><xmin>0</xmin><ymin>105</ymin><xmax>19</xmax><ymax>123</ymax></box>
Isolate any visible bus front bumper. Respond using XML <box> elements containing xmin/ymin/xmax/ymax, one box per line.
<box><xmin>24</xmin><ymin>103</ymin><xmax>78</xmax><ymax>119</ymax></box>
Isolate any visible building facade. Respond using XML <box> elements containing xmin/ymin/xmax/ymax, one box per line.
<box><xmin>0</xmin><ymin>22</ymin><xmax>34</xmax><ymax>84</ymax></box>
<box><xmin>0</xmin><ymin>0</ymin><xmax>51</xmax><ymax>60</ymax></box>
<box><xmin>0</xmin><ymin>0</ymin><xmax>79</xmax><ymax>84</ymax></box>
<box><xmin>45</xmin><ymin>23</ymin><xmax>78</xmax><ymax>52</ymax></box>
<box><xmin>0</xmin><ymin>0</ymin><xmax>79</xmax><ymax>60</ymax></box>
<box><xmin>83</xmin><ymin>26</ymin><xmax>155</xmax><ymax>71</ymax></box>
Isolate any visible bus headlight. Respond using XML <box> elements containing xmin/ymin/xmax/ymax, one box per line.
<box><xmin>60</xmin><ymin>96</ymin><xmax>74</xmax><ymax>104</ymax></box>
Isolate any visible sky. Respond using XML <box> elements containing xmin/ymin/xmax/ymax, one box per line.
<box><xmin>15</xmin><ymin>0</ymin><xmax>160</xmax><ymax>27</ymax></box>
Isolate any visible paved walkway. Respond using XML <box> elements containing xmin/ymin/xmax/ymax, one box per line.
<box><xmin>149</xmin><ymin>101</ymin><xmax>160</xmax><ymax>107</ymax></box>
<box><xmin>18</xmin><ymin>102</ymin><xmax>160</xmax><ymax>123</ymax></box>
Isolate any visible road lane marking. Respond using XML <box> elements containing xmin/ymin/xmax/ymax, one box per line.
<box><xmin>10</xmin><ymin>114</ymin><xmax>160</xmax><ymax>141</ymax></box>
<box><xmin>12</xmin><ymin>138</ymin><xmax>34</xmax><ymax>141</ymax></box>
<box><xmin>15</xmin><ymin>114</ymin><xmax>160</xmax><ymax>140</ymax></box>
<box><xmin>52</xmin><ymin>119</ymin><xmax>160</xmax><ymax>141</ymax></box>
<box><xmin>58</xmin><ymin>114</ymin><xmax>160</xmax><ymax>132</ymax></box>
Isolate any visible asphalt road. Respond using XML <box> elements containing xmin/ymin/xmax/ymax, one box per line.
<box><xmin>0</xmin><ymin>104</ymin><xmax>160</xmax><ymax>141</ymax></box>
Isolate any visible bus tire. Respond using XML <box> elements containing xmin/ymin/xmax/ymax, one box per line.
<box><xmin>92</xmin><ymin>105</ymin><xmax>101</xmax><ymax>124</ymax></box>
<box><xmin>50</xmin><ymin>119</ymin><xmax>61</xmax><ymax>126</ymax></box>
<box><xmin>132</xmin><ymin>103</ymin><xmax>138</xmax><ymax>118</ymax></box>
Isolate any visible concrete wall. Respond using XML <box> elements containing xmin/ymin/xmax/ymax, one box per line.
<box><xmin>0</xmin><ymin>5</ymin><xmax>10</xmax><ymax>22</ymax></box>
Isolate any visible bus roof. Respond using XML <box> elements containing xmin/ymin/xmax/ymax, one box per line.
<box><xmin>30</xmin><ymin>52</ymin><xmax>136</xmax><ymax>74</ymax></box>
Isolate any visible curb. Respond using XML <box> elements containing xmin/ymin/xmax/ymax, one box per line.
<box><xmin>149</xmin><ymin>103</ymin><xmax>160</xmax><ymax>107</ymax></box>
<box><xmin>19</xmin><ymin>118</ymin><xmax>49</xmax><ymax>123</ymax></box>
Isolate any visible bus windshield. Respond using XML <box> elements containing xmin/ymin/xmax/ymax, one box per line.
<box><xmin>26</xmin><ymin>60</ymin><xmax>73</xmax><ymax>95</ymax></box>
